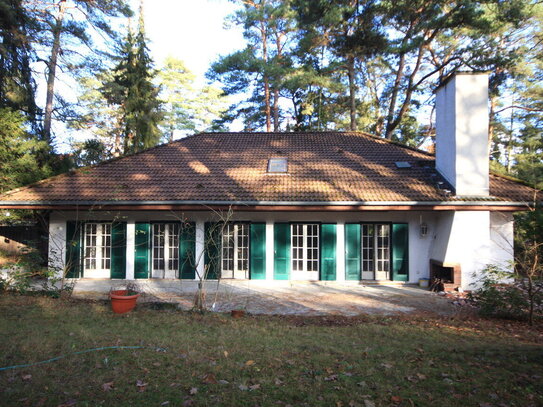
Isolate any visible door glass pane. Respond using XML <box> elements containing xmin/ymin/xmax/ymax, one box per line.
<box><xmin>376</xmin><ymin>224</ymin><xmax>390</xmax><ymax>272</ymax></box>
<box><xmin>168</xmin><ymin>224</ymin><xmax>179</xmax><ymax>271</ymax></box>
<box><xmin>152</xmin><ymin>224</ymin><xmax>165</xmax><ymax>271</ymax></box>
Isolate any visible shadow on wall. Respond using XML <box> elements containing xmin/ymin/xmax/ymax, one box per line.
<box><xmin>0</xmin><ymin>225</ymin><xmax>47</xmax><ymax>263</ymax></box>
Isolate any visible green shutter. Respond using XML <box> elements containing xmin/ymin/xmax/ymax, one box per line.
<box><xmin>134</xmin><ymin>223</ymin><xmax>150</xmax><ymax>279</ymax></box>
<box><xmin>250</xmin><ymin>223</ymin><xmax>266</xmax><ymax>280</ymax></box>
<box><xmin>320</xmin><ymin>224</ymin><xmax>336</xmax><ymax>281</ymax></box>
<box><xmin>111</xmin><ymin>222</ymin><xmax>127</xmax><ymax>279</ymax></box>
<box><xmin>345</xmin><ymin>223</ymin><xmax>361</xmax><ymax>281</ymax></box>
<box><xmin>273</xmin><ymin>223</ymin><xmax>290</xmax><ymax>280</ymax></box>
<box><xmin>391</xmin><ymin>223</ymin><xmax>409</xmax><ymax>282</ymax></box>
<box><xmin>204</xmin><ymin>222</ymin><xmax>220</xmax><ymax>279</ymax></box>
<box><xmin>65</xmin><ymin>221</ymin><xmax>82</xmax><ymax>278</ymax></box>
<box><xmin>179</xmin><ymin>223</ymin><xmax>196</xmax><ymax>279</ymax></box>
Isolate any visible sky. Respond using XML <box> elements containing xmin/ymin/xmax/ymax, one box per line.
<box><xmin>48</xmin><ymin>0</ymin><xmax>245</xmax><ymax>151</ymax></box>
<box><xmin>140</xmin><ymin>0</ymin><xmax>245</xmax><ymax>83</ymax></box>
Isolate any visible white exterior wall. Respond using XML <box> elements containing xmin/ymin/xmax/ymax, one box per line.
<box><xmin>48</xmin><ymin>209</ymin><xmax>513</xmax><ymax>286</ymax></box>
<box><xmin>489</xmin><ymin>212</ymin><xmax>514</xmax><ymax>270</ymax></box>
<box><xmin>430</xmin><ymin>211</ymin><xmax>514</xmax><ymax>289</ymax></box>
<box><xmin>48</xmin><ymin>209</ymin><xmax>437</xmax><ymax>283</ymax></box>
<box><xmin>435</xmin><ymin>73</ymin><xmax>489</xmax><ymax>196</ymax></box>
<box><xmin>48</xmin><ymin>217</ymin><xmax>66</xmax><ymax>278</ymax></box>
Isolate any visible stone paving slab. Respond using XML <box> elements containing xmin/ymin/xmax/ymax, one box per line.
<box><xmin>69</xmin><ymin>279</ymin><xmax>458</xmax><ymax>316</ymax></box>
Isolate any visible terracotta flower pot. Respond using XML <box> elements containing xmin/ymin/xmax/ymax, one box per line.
<box><xmin>110</xmin><ymin>290</ymin><xmax>140</xmax><ymax>314</ymax></box>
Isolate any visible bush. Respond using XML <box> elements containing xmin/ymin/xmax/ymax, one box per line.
<box><xmin>469</xmin><ymin>264</ymin><xmax>543</xmax><ymax>321</ymax></box>
<box><xmin>0</xmin><ymin>248</ymin><xmax>73</xmax><ymax>298</ymax></box>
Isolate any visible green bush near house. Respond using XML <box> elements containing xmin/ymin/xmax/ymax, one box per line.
<box><xmin>469</xmin><ymin>264</ymin><xmax>543</xmax><ymax>322</ymax></box>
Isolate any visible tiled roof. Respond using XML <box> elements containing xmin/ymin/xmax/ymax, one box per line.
<box><xmin>0</xmin><ymin>132</ymin><xmax>538</xmax><ymax>206</ymax></box>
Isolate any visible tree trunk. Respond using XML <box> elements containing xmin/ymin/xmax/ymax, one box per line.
<box><xmin>43</xmin><ymin>0</ymin><xmax>66</xmax><ymax>145</ymax></box>
<box><xmin>489</xmin><ymin>96</ymin><xmax>496</xmax><ymax>154</ymax></box>
<box><xmin>273</xmin><ymin>88</ymin><xmax>279</xmax><ymax>131</ymax></box>
<box><xmin>384</xmin><ymin>52</ymin><xmax>406</xmax><ymax>139</ymax></box>
<box><xmin>347</xmin><ymin>56</ymin><xmax>357</xmax><ymax>131</ymax></box>
<box><xmin>261</xmin><ymin>22</ymin><xmax>271</xmax><ymax>131</ymax></box>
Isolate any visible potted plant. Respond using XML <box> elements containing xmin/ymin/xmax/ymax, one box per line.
<box><xmin>110</xmin><ymin>283</ymin><xmax>140</xmax><ymax>314</ymax></box>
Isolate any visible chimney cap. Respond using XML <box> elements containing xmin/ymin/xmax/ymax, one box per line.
<box><xmin>434</xmin><ymin>71</ymin><xmax>490</xmax><ymax>94</ymax></box>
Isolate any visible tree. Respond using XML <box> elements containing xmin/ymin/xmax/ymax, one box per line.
<box><xmin>101</xmin><ymin>4</ymin><xmax>162</xmax><ymax>155</ymax></box>
<box><xmin>0</xmin><ymin>108</ymin><xmax>51</xmax><ymax>193</ymax></box>
<box><xmin>294</xmin><ymin>0</ymin><xmax>387</xmax><ymax>131</ymax></box>
<box><xmin>209</xmin><ymin>0</ymin><xmax>298</xmax><ymax>131</ymax></box>
<box><xmin>23</xmin><ymin>0</ymin><xmax>132</xmax><ymax>146</ymax></box>
<box><xmin>158</xmin><ymin>56</ymin><xmax>227</xmax><ymax>140</ymax></box>
<box><xmin>0</xmin><ymin>0</ymin><xmax>40</xmax><ymax>133</ymax></box>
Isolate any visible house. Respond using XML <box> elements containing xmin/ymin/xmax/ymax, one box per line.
<box><xmin>0</xmin><ymin>72</ymin><xmax>539</xmax><ymax>289</ymax></box>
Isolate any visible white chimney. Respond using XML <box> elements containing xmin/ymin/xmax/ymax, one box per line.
<box><xmin>435</xmin><ymin>72</ymin><xmax>489</xmax><ymax>196</ymax></box>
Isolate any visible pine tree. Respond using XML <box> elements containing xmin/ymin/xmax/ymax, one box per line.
<box><xmin>0</xmin><ymin>0</ymin><xmax>40</xmax><ymax>133</ymax></box>
<box><xmin>102</xmin><ymin>3</ymin><xmax>162</xmax><ymax>155</ymax></box>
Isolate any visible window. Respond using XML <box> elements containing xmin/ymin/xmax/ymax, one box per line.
<box><xmin>292</xmin><ymin>224</ymin><xmax>319</xmax><ymax>274</ymax></box>
<box><xmin>221</xmin><ymin>223</ymin><xmax>249</xmax><ymax>278</ymax></box>
<box><xmin>84</xmin><ymin>223</ymin><xmax>111</xmax><ymax>271</ymax></box>
<box><xmin>152</xmin><ymin>223</ymin><xmax>179</xmax><ymax>278</ymax></box>
<box><xmin>267</xmin><ymin>157</ymin><xmax>288</xmax><ymax>173</ymax></box>
<box><xmin>361</xmin><ymin>223</ymin><xmax>390</xmax><ymax>279</ymax></box>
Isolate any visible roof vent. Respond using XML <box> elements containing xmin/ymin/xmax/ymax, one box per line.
<box><xmin>395</xmin><ymin>161</ymin><xmax>411</xmax><ymax>168</ymax></box>
<box><xmin>268</xmin><ymin>157</ymin><xmax>288</xmax><ymax>173</ymax></box>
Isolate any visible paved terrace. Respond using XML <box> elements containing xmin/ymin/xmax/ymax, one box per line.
<box><xmin>70</xmin><ymin>279</ymin><xmax>460</xmax><ymax>317</ymax></box>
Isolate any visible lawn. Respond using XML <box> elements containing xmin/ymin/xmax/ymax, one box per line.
<box><xmin>0</xmin><ymin>295</ymin><xmax>541</xmax><ymax>407</ymax></box>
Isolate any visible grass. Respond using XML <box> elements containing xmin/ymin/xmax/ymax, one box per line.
<box><xmin>0</xmin><ymin>295</ymin><xmax>542</xmax><ymax>407</ymax></box>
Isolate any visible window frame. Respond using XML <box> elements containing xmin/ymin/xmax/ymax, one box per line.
<box><xmin>221</xmin><ymin>222</ymin><xmax>250</xmax><ymax>279</ymax></box>
<box><xmin>360</xmin><ymin>222</ymin><xmax>391</xmax><ymax>280</ymax></box>
<box><xmin>83</xmin><ymin>222</ymin><xmax>112</xmax><ymax>278</ymax></box>
<box><xmin>291</xmin><ymin>223</ymin><xmax>320</xmax><ymax>279</ymax></box>
<box><xmin>151</xmin><ymin>222</ymin><xmax>180</xmax><ymax>278</ymax></box>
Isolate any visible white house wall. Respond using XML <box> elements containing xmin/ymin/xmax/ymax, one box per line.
<box><xmin>48</xmin><ymin>209</ymin><xmax>513</xmax><ymax>286</ymax></box>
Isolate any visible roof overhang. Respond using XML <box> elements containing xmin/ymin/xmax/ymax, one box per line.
<box><xmin>0</xmin><ymin>200</ymin><xmax>535</xmax><ymax>212</ymax></box>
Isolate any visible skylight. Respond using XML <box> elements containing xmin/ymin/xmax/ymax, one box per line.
<box><xmin>395</xmin><ymin>161</ymin><xmax>411</xmax><ymax>168</ymax></box>
<box><xmin>268</xmin><ymin>157</ymin><xmax>288</xmax><ymax>173</ymax></box>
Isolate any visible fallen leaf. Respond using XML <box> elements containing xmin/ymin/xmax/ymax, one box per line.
<box><xmin>189</xmin><ymin>387</ymin><xmax>198</xmax><ymax>395</ymax></box>
<box><xmin>348</xmin><ymin>401</ymin><xmax>356</xmax><ymax>407</ymax></box>
<box><xmin>218</xmin><ymin>380</ymin><xmax>229</xmax><ymax>385</ymax></box>
<box><xmin>324</xmin><ymin>374</ymin><xmax>339</xmax><ymax>382</ymax></box>
<box><xmin>245</xmin><ymin>360</ymin><xmax>255</xmax><ymax>366</ymax></box>
<box><xmin>238</xmin><ymin>384</ymin><xmax>249</xmax><ymax>391</ymax></box>
<box><xmin>391</xmin><ymin>395</ymin><xmax>402</xmax><ymax>404</ymax></box>
<box><xmin>153</xmin><ymin>362</ymin><xmax>161</xmax><ymax>367</ymax></box>
<box><xmin>161</xmin><ymin>402</ymin><xmax>170</xmax><ymax>406</ymax></box>
<box><xmin>102</xmin><ymin>382</ymin><xmax>114</xmax><ymax>392</ymax></box>
<box><xmin>202</xmin><ymin>373</ymin><xmax>217</xmax><ymax>384</ymax></box>
<box><xmin>136</xmin><ymin>380</ymin><xmax>148</xmax><ymax>392</ymax></box>
<box><xmin>336</xmin><ymin>402</ymin><xmax>343</xmax><ymax>407</ymax></box>
<box><xmin>381</xmin><ymin>363</ymin><xmax>393</xmax><ymax>369</ymax></box>
<box><xmin>57</xmin><ymin>400</ymin><xmax>77</xmax><ymax>407</ymax></box>
<box><xmin>274</xmin><ymin>378</ymin><xmax>284</xmax><ymax>386</ymax></box>
<box><xmin>223</xmin><ymin>351</ymin><xmax>229</xmax><ymax>358</ymax></box>
<box><xmin>249</xmin><ymin>384</ymin><xmax>261</xmax><ymax>391</ymax></box>
<box><xmin>416</xmin><ymin>373</ymin><xmax>427</xmax><ymax>380</ymax></box>
<box><xmin>363</xmin><ymin>400</ymin><xmax>375</xmax><ymax>407</ymax></box>
<box><xmin>182</xmin><ymin>400</ymin><xmax>194</xmax><ymax>407</ymax></box>
<box><xmin>21</xmin><ymin>374</ymin><xmax>32</xmax><ymax>381</ymax></box>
